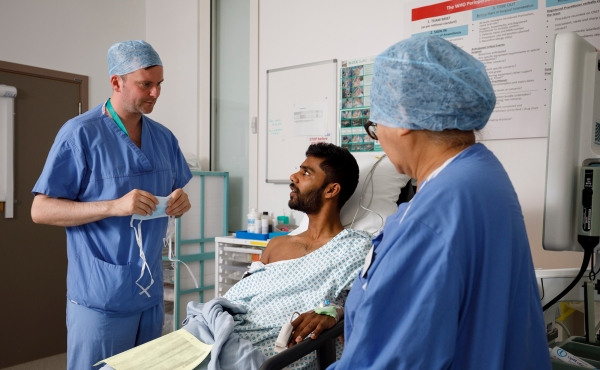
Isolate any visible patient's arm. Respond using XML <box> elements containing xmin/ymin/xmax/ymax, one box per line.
<box><xmin>287</xmin><ymin>310</ymin><xmax>342</xmax><ymax>347</ymax></box>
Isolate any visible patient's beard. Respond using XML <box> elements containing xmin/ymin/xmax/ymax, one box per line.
<box><xmin>289</xmin><ymin>185</ymin><xmax>325</xmax><ymax>215</ymax></box>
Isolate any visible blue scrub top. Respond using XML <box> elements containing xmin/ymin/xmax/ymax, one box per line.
<box><xmin>33</xmin><ymin>104</ymin><xmax>192</xmax><ymax>316</ymax></box>
<box><xmin>330</xmin><ymin>144</ymin><xmax>551</xmax><ymax>370</ymax></box>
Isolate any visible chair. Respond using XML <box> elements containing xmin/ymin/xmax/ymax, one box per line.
<box><xmin>259</xmin><ymin>320</ymin><xmax>345</xmax><ymax>370</ymax></box>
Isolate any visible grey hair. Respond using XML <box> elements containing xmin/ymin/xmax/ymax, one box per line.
<box><xmin>423</xmin><ymin>129</ymin><xmax>476</xmax><ymax>149</ymax></box>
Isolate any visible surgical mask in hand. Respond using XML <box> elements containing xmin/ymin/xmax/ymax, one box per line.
<box><xmin>130</xmin><ymin>195</ymin><xmax>170</xmax><ymax>298</ymax></box>
<box><xmin>132</xmin><ymin>196</ymin><xmax>171</xmax><ymax>220</ymax></box>
<box><xmin>130</xmin><ymin>195</ymin><xmax>198</xmax><ymax>298</ymax></box>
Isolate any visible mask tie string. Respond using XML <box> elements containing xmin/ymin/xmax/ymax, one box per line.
<box><xmin>165</xmin><ymin>216</ymin><xmax>199</xmax><ymax>289</ymax></box>
<box><xmin>131</xmin><ymin>217</ymin><xmax>154</xmax><ymax>297</ymax></box>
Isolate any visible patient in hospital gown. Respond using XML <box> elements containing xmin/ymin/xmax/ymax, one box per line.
<box><xmin>185</xmin><ymin>143</ymin><xmax>372</xmax><ymax>369</ymax></box>
<box><xmin>225</xmin><ymin>228</ymin><xmax>371</xmax><ymax>369</ymax></box>
<box><xmin>229</xmin><ymin>144</ymin><xmax>372</xmax><ymax>369</ymax></box>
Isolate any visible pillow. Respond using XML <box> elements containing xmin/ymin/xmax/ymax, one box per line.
<box><xmin>289</xmin><ymin>155</ymin><xmax>411</xmax><ymax>236</ymax></box>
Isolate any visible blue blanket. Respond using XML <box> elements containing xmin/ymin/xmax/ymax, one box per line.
<box><xmin>100</xmin><ymin>298</ymin><xmax>266</xmax><ymax>370</ymax></box>
<box><xmin>182</xmin><ymin>298</ymin><xmax>267</xmax><ymax>370</ymax></box>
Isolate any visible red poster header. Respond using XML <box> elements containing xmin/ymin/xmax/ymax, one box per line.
<box><xmin>412</xmin><ymin>0</ymin><xmax>515</xmax><ymax>21</ymax></box>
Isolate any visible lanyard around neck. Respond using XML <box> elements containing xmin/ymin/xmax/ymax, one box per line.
<box><xmin>106</xmin><ymin>98</ymin><xmax>129</xmax><ymax>137</ymax></box>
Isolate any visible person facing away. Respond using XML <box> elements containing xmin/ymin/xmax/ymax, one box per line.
<box><xmin>30</xmin><ymin>40</ymin><xmax>193</xmax><ymax>370</ymax></box>
<box><xmin>328</xmin><ymin>36</ymin><xmax>551</xmax><ymax>369</ymax></box>
<box><xmin>220</xmin><ymin>143</ymin><xmax>371</xmax><ymax>367</ymax></box>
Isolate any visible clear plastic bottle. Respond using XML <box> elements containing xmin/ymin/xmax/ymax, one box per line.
<box><xmin>247</xmin><ymin>208</ymin><xmax>259</xmax><ymax>233</ymax></box>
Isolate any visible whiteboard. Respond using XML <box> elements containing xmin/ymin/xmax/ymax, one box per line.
<box><xmin>266</xmin><ymin>60</ymin><xmax>337</xmax><ymax>183</ymax></box>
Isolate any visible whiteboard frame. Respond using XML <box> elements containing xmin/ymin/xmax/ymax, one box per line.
<box><xmin>266</xmin><ymin>59</ymin><xmax>338</xmax><ymax>183</ymax></box>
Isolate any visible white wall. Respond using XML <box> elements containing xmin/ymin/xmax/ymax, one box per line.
<box><xmin>0</xmin><ymin>0</ymin><xmax>209</xmax><ymax>160</ymax></box>
<box><xmin>256</xmin><ymin>0</ymin><xmax>583</xmax><ymax>269</ymax></box>
<box><xmin>257</xmin><ymin>0</ymin><xmax>405</xmax><ymax>225</ymax></box>
<box><xmin>145</xmin><ymin>0</ymin><xmax>202</xmax><ymax>156</ymax></box>
<box><xmin>0</xmin><ymin>0</ymin><xmax>146</xmax><ymax>108</ymax></box>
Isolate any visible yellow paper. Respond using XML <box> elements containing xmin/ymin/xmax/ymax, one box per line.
<box><xmin>94</xmin><ymin>329</ymin><xmax>212</xmax><ymax>370</ymax></box>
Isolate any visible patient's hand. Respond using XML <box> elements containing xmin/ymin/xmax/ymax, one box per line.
<box><xmin>287</xmin><ymin>311</ymin><xmax>337</xmax><ymax>347</ymax></box>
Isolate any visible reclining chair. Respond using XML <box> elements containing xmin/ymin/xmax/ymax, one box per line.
<box><xmin>260</xmin><ymin>178</ymin><xmax>416</xmax><ymax>370</ymax></box>
<box><xmin>260</xmin><ymin>320</ymin><xmax>344</xmax><ymax>370</ymax></box>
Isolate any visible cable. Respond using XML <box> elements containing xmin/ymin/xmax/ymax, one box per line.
<box><xmin>353</xmin><ymin>204</ymin><xmax>384</xmax><ymax>235</ymax></box>
<box><xmin>345</xmin><ymin>154</ymin><xmax>388</xmax><ymax>233</ymax></box>
<box><xmin>594</xmin><ymin>318</ymin><xmax>600</xmax><ymax>335</ymax></box>
<box><xmin>543</xmin><ymin>249</ymin><xmax>592</xmax><ymax>311</ymax></box>
<box><xmin>348</xmin><ymin>155</ymin><xmax>383</xmax><ymax>227</ymax></box>
<box><xmin>591</xmin><ymin>251</ymin><xmax>600</xmax><ymax>281</ymax></box>
<box><xmin>555</xmin><ymin>320</ymin><xmax>572</xmax><ymax>339</ymax></box>
<box><xmin>590</xmin><ymin>253</ymin><xmax>596</xmax><ymax>281</ymax></box>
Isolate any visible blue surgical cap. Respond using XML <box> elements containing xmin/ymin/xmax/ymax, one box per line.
<box><xmin>107</xmin><ymin>40</ymin><xmax>163</xmax><ymax>77</ymax></box>
<box><xmin>370</xmin><ymin>36</ymin><xmax>496</xmax><ymax>131</ymax></box>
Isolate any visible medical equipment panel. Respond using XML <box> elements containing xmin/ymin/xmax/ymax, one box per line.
<box><xmin>215</xmin><ymin>237</ymin><xmax>265</xmax><ymax>297</ymax></box>
<box><xmin>543</xmin><ymin>32</ymin><xmax>600</xmax><ymax>252</ymax></box>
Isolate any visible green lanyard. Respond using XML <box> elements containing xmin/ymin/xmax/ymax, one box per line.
<box><xmin>106</xmin><ymin>98</ymin><xmax>129</xmax><ymax>137</ymax></box>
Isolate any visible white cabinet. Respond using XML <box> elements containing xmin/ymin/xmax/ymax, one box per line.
<box><xmin>215</xmin><ymin>237</ymin><xmax>267</xmax><ymax>297</ymax></box>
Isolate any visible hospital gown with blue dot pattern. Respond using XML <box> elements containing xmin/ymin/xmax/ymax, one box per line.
<box><xmin>223</xmin><ymin>229</ymin><xmax>371</xmax><ymax>369</ymax></box>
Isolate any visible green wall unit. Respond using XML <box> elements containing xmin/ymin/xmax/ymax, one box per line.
<box><xmin>162</xmin><ymin>171</ymin><xmax>229</xmax><ymax>331</ymax></box>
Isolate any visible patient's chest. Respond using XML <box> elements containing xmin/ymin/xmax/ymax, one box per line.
<box><xmin>266</xmin><ymin>235</ymin><xmax>335</xmax><ymax>263</ymax></box>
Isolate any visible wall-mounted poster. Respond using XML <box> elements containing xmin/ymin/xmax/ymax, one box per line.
<box><xmin>339</xmin><ymin>57</ymin><xmax>382</xmax><ymax>153</ymax></box>
<box><xmin>404</xmin><ymin>0</ymin><xmax>600</xmax><ymax>140</ymax></box>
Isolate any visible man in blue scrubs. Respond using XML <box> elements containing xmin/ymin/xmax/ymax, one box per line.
<box><xmin>329</xmin><ymin>36</ymin><xmax>551</xmax><ymax>369</ymax></box>
<box><xmin>31</xmin><ymin>40</ymin><xmax>192</xmax><ymax>369</ymax></box>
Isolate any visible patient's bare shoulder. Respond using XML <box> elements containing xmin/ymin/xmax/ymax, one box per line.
<box><xmin>260</xmin><ymin>235</ymin><xmax>290</xmax><ymax>264</ymax></box>
<box><xmin>260</xmin><ymin>232</ymin><xmax>334</xmax><ymax>264</ymax></box>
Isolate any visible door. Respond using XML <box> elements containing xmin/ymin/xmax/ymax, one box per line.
<box><xmin>0</xmin><ymin>61</ymin><xmax>88</xmax><ymax>368</ymax></box>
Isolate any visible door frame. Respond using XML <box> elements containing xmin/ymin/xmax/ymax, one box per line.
<box><xmin>249</xmin><ymin>0</ymin><xmax>259</xmax><ymax>211</ymax></box>
<box><xmin>0</xmin><ymin>60</ymin><xmax>89</xmax><ymax>112</ymax></box>
<box><xmin>0</xmin><ymin>60</ymin><xmax>89</xmax><ymax>367</ymax></box>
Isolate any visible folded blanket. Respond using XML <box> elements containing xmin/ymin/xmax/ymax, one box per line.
<box><xmin>183</xmin><ymin>297</ymin><xmax>267</xmax><ymax>370</ymax></box>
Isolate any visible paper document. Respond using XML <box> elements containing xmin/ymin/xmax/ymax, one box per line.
<box><xmin>293</xmin><ymin>103</ymin><xmax>328</xmax><ymax>136</ymax></box>
<box><xmin>94</xmin><ymin>329</ymin><xmax>212</xmax><ymax>370</ymax></box>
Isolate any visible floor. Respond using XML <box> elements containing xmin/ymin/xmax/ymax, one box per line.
<box><xmin>2</xmin><ymin>353</ymin><xmax>66</xmax><ymax>370</ymax></box>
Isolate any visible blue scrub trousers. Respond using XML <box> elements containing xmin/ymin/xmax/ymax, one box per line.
<box><xmin>66</xmin><ymin>300</ymin><xmax>163</xmax><ymax>370</ymax></box>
